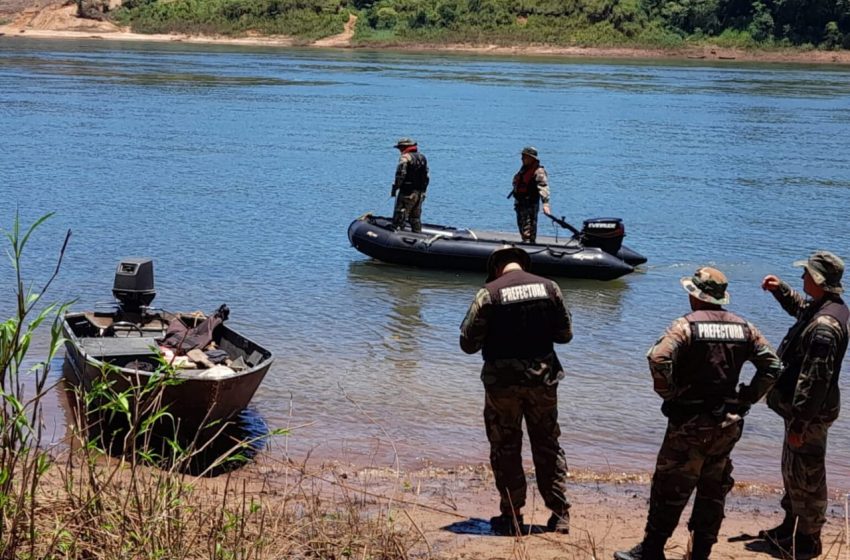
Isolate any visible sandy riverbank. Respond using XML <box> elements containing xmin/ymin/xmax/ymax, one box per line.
<box><xmin>241</xmin><ymin>456</ymin><xmax>849</xmax><ymax>559</ymax></box>
<box><xmin>3</xmin><ymin>2</ymin><xmax>850</xmax><ymax>65</ymax></box>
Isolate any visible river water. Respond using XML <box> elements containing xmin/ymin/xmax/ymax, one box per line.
<box><xmin>1</xmin><ymin>37</ymin><xmax>849</xmax><ymax>489</ymax></box>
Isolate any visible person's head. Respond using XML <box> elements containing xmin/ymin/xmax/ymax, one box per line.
<box><xmin>395</xmin><ymin>137</ymin><xmax>417</xmax><ymax>151</ymax></box>
<box><xmin>793</xmin><ymin>250</ymin><xmax>844</xmax><ymax>299</ymax></box>
<box><xmin>680</xmin><ymin>266</ymin><xmax>730</xmax><ymax>310</ymax></box>
<box><xmin>486</xmin><ymin>246</ymin><xmax>531</xmax><ymax>282</ymax></box>
<box><xmin>520</xmin><ymin>146</ymin><xmax>539</xmax><ymax>166</ymax></box>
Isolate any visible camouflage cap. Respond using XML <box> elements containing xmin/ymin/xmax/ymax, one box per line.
<box><xmin>521</xmin><ymin>146</ymin><xmax>539</xmax><ymax>160</ymax></box>
<box><xmin>680</xmin><ymin>266</ymin><xmax>730</xmax><ymax>305</ymax></box>
<box><xmin>394</xmin><ymin>137</ymin><xmax>417</xmax><ymax>149</ymax></box>
<box><xmin>793</xmin><ymin>250</ymin><xmax>844</xmax><ymax>294</ymax></box>
<box><xmin>486</xmin><ymin>246</ymin><xmax>531</xmax><ymax>282</ymax></box>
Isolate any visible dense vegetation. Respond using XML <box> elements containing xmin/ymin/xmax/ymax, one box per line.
<box><xmin>109</xmin><ymin>0</ymin><xmax>850</xmax><ymax>49</ymax></box>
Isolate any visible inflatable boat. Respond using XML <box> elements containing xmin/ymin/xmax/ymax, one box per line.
<box><xmin>348</xmin><ymin>214</ymin><xmax>647</xmax><ymax>281</ymax></box>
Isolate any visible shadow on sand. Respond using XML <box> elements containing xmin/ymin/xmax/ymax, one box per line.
<box><xmin>441</xmin><ymin>517</ymin><xmax>549</xmax><ymax>537</ymax></box>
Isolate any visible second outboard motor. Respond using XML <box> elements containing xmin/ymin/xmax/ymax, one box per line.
<box><xmin>113</xmin><ymin>258</ymin><xmax>156</xmax><ymax>313</ymax></box>
<box><xmin>580</xmin><ymin>218</ymin><xmax>625</xmax><ymax>256</ymax></box>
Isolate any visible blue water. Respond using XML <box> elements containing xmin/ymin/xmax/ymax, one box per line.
<box><xmin>1</xmin><ymin>37</ymin><xmax>849</xmax><ymax>489</ymax></box>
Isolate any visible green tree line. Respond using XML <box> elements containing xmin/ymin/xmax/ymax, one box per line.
<box><xmin>111</xmin><ymin>0</ymin><xmax>850</xmax><ymax>49</ymax></box>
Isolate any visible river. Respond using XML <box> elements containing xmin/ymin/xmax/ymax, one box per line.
<box><xmin>1</xmin><ymin>37</ymin><xmax>849</xmax><ymax>489</ymax></box>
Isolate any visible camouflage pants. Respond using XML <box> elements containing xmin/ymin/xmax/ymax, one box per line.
<box><xmin>514</xmin><ymin>203</ymin><xmax>539</xmax><ymax>243</ymax></box>
<box><xmin>646</xmin><ymin>415</ymin><xmax>743</xmax><ymax>542</ymax></box>
<box><xmin>392</xmin><ymin>190</ymin><xmax>425</xmax><ymax>233</ymax></box>
<box><xmin>484</xmin><ymin>384</ymin><xmax>570</xmax><ymax>516</ymax></box>
<box><xmin>780</xmin><ymin>418</ymin><xmax>831</xmax><ymax>534</ymax></box>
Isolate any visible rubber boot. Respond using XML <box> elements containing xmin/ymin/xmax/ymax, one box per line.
<box><xmin>758</xmin><ymin>513</ymin><xmax>795</xmax><ymax>543</ymax></box>
<box><xmin>547</xmin><ymin>510</ymin><xmax>570</xmax><ymax>534</ymax></box>
<box><xmin>777</xmin><ymin>531</ymin><xmax>822</xmax><ymax>560</ymax></box>
<box><xmin>489</xmin><ymin>512</ymin><xmax>524</xmax><ymax>536</ymax></box>
<box><xmin>613</xmin><ymin>533</ymin><xmax>667</xmax><ymax>560</ymax></box>
<box><xmin>690</xmin><ymin>533</ymin><xmax>714</xmax><ymax>560</ymax></box>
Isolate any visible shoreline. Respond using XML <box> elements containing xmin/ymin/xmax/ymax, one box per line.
<box><xmin>246</xmin><ymin>456</ymin><xmax>850</xmax><ymax>559</ymax></box>
<box><xmin>2</xmin><ymin>5</ymin><xmax>850</xmax><ymax>65</ymax></box>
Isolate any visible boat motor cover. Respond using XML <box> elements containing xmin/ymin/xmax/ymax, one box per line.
<box><xmin>580</xmin><ymin>218</ymin><xmax>625</xmax><ymax>255</ymax></box>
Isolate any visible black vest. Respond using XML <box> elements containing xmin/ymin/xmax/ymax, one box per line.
<box><xmin>513</xmin><ymin>165</ymin><xmax>543</xmax><ymax>204</ymax></box>
<box><xmin>673</xmin><ymin>309</ymin><xmax>753</xmax><ymax>404</ymax></box>
<box><xmin>399</xmin><ymin>152</ymin><xmax>429</xmax><ymax>192</ymax></box>
<box><xmin>481</xmin><ymin>269</ymin><xmax>561</xmax><ymax>362</ymax></box>
<box><xmin>775</xmin><ymin>297</ymin><xmax>849</xmax><ymax>399</ymax></box>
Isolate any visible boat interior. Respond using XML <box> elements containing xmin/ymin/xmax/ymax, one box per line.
<box><xmin>64</xmin><ymin>258</ymin><xmax>270</xmax><ymax>375</ymax></box>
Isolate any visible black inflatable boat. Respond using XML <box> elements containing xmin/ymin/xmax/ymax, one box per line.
<box><xmin>348</xmin><ymin>214</ymin><xmax>647</xmax><ymax>281</ymax></box>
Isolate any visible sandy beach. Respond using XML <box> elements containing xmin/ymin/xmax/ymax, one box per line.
<box><xmin>239</xmin><ymin>457</ymin><xmax>850</xmax><ymax>559</ymax></box>
<box><xmin>3</xmin><ymin>2</ymin><xmax>850</xmax><ymax>65</ymax></box>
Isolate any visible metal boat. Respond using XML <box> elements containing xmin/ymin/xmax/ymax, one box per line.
<box><xmin>62</xmin><ymin>258</ymin><xmax>273</xmax><ymax>434</ymax></box>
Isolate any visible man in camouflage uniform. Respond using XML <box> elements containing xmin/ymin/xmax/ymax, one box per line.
<box><xmin>758</xmin><ymin>251</ymin><xmax>848</xmax><ymax>560</ymax></box>
<box><xmin>460</xmin><ymin>246</ymin><xmax>572</xmax><ymax>536</ymax></box>
<box><xmin>615</xmin><ymin>267</ymin><xmax>781</xmax><ymax>560</ymax></box>
<box><xmin>391</xmin><ymin>137</ymin><xmax>429</xmax><ymax>233</ymax></box>
<box><xmin>510</xmin><ymin>146</ymin><xmax>552</xmax><ymax>244</ymax></box>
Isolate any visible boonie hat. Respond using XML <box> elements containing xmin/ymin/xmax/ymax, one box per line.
<box><xmin>394</xmin><ymin>137</ymin><xmax>417</xmax><ymax>149</ymax></box>
<box><xmin>521</xmin><ymin>146</ymin><xmax>539</xmax><ymax>160</ymax></box>
<box><xmin>486</xmin><ymin>246</ymin><xmax>531</xmax><ymax>282</ymax></box>
<box><xmin>794</xmin><ymin>250</ymin><xmax>844</xmax><ymax>294</ymax></box>
<box><xmin>681</xmin><ymin>266</ymin><xmax>730</xmax><ymax>305</ymax></box>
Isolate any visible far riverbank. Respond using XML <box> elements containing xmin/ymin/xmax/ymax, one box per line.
<box><xmin>2</xmin><ymin>2</ymin><xmax>850</xmax><ymax>65</ymax></box>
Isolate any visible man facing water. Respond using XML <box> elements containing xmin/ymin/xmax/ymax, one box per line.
<box><xmin>460</xmin><ymin>246</ymin><xmax>572</xmax><ymax>536</ymax></box>
<box><xmin>758</xmin><ymin>251</ymin><xmax>848</xmax><ymax>560</ymax></box>
<box><xmin>510</xmin><ymin>146</ymin><xmax>552</xmax><ymax>244</ymax></box>
<box><xmin>615</xmin><ymin>267</ymin><xmax>780</xmax><ymax>560</ymax></box>
<box><xmin>390</xmin><ymin>137</ymin><xmax>429</xmax><ymax>233</ymax></box>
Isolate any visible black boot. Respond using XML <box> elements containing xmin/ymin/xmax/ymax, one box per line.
<box><xmin>758</xmin><ymin>514</ymin><xmax>795</xmax><ymax>543</ymax></box>
<box><xmin>613</xmin><ymin>533</ymin><xmax>667</xmax><ymax>560</ymax></box>
<box><xmin>776</xmin><ymin>531</ymin><xmax>822</xmax><ymax>560</ymax></box>
<box><xmin>546</xmin><ymin>510</ymin><xmax>570</xmax><ymax>534</ymax></box>
<box><xmin>489</xmin><ymin>512</ymin><xmax>524</xmax><ymax>536</ymax></box>
<box><xmin>690</xmin><ymin>533</ymin><xmax>714</xmax><ymax>560</ymax></box>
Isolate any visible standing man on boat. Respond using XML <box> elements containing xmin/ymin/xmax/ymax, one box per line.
<box><xmin>390</xmin><ymin>137</ymin><xmax>429</xmax><ymax>233</ymax></box>
<box><xmin>758</xmin><ymin>251</ymin><xmax>848</xmax><ymax>560</ymax></box>
<box><xmin>615</xmin><ymin>267</ymin><xmax>781</xmax><ymax>560</ymax></box>
<box><xmin>510</xmin><ymin>146</ymin><xmax>551</xmax><ymax>244</ymax></box>
<box><xmin>459</xmin><ymin>246</ymin><xmax>572</xmax><ymax>536</ymax></box>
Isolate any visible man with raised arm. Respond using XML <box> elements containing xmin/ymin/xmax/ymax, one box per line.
<box><xmin>758</xmin><ymin>251</ymin><xmax>848</xmax><ymax>560</ymax></box>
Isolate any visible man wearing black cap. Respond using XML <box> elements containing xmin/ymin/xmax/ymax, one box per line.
<box><xmin>459</xmin><ymin>246</ymin><xmax>572</xmax><ymax>536</ymax></box>
<box><xmin>390</xmin><ymin>137</ymin><xmax>429</xmax><ymax>233</ymax></box>
<box><xmin>510</xmin><ymin>146</ymin><xmax>552</xmax><ymax>244</ymax></box>
<box><xmin>758</xmin><ymin>251</ymin><xmax>848</xmax><ymax>560</ymax></box>
<box><xmin>615</xmin><ymin>267</ymin><xmax>781</xmax><ymax>560</ymax></box>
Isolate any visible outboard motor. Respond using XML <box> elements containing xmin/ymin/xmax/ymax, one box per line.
<box><xmin>580</xmin><ymin>218</ymin><xmax>625</xmax><ymax>256</ymax></box>
<box><xmin>112</xmin><ymin>258</ymin><xmax>156</xmax><ymax>314</ymax></box>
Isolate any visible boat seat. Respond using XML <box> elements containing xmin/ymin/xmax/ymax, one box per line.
<box><xmin>77</xmin><ymin>336</ymin><xmax>160</xmax><ymax>360</ymax></box>
<box><xmin>84</xmin><ymin>312</ymin><xmax>114</xmax><ymax>331</ymax></box>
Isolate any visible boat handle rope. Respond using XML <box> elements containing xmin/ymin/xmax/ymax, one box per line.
<box><xmin>423</xmin><ymin>232</ymin><xmax>453</xmax><ymax>247</ymax></box>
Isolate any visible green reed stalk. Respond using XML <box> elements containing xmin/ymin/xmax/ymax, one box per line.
<box><xmin>0</xmin><ymin>212</ymin><xmax>71</xmax><ymax>559</ymax></box>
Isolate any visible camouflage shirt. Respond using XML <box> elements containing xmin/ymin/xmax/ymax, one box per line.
<box><xmin>767</xmin><ymin>281</ymin><xmax>848</xmax><ymax>428</ymax></box>
<box><xmin>646</xmin><ymin>313</ymin><xmax>781</xmax><ymax>403</ymax></box>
